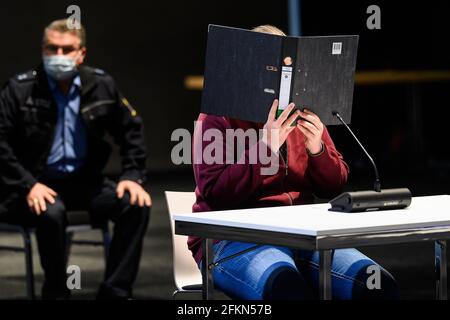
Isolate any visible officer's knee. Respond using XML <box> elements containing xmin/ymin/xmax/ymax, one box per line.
<box><xmin>131</xmin><ymin>203</ymin><xmax>151</xmax><ymax>224</ymax></box>
<box><xmin>359</xmin><ymin>265</ymin><xmax>399</xmax><ymax>300</ymax></box>
<box><xmin>38</xmin><ymin>197</ymin><xmax>67</xmax><ymax>227</ymax></box>
<box><xmin>117</xmin><ymin>195</ymin><xmax>150</xmax><ymax>221</ymax></box>
<box><xmin>117</xmin><ymin>193</ymin><xmax>131</xmax><ymax>209</ymax></box>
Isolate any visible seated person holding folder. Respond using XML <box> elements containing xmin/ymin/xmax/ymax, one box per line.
<box><xmin>188</xmin><ymin>25</ymin><xmax>398</xmax><ymax>300</ymax></box>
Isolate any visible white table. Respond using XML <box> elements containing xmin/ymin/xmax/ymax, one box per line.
<box><xmin>174</xmin><ymin>195</ymin><xmax>450</xmax><ymax>300</ymax></box>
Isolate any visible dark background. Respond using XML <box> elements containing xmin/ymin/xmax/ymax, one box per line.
<box><xmin>1</xmin><ymin>0</ymin><xmax>450</xmax><ymax>300</ymax></box>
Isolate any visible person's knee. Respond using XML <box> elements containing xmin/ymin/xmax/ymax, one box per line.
<box><xmin>117</xmin><ymin>195</ymin><xmax>150</xmax><ymax>223</ymax></box>
<box><xmin>356</xmin><ymin>265</ymin><xmax>399</xmax><ymax>299</ymax></box>
<box><xmin>378</xmin><ymin>269</ymin><xmax>399</xmax><ymax>299</ymax></box>
<box><xmin>135</xmin><ymin>204</ymin><xmax>150</xmax><ymax>226</ymax></box>
<box><xmin>263</xmin><ymin>266</ymin><xmax>313</xmax><ymax>300</ymax></box>
<box><xmin>38</xmin><ymin>197</ymin><xmax>67</xmax><ymax>227</ymax></box>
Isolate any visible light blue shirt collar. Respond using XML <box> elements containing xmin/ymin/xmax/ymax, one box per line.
<box><xmin>47</xmin><ymin>73</ymin><xmax>82</xmax><ymax>94</ymax></box>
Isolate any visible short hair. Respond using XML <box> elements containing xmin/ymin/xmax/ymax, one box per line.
<box><xmin>252</xmin><ymin>25</ymin><xmax>286</xmax><ymax>36</ymax></box>
<box><xmin>42</xmin><ymin>19</ymin><xmax>86</xmax><ymax>48</ymax></box>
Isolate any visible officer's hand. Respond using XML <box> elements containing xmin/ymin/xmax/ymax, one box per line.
<box><xmin>116</xmin><ymin>180</ymin><xmax>152</xmax><ymax>208</ymax></box>
<box><xmin>26</xmin><ymin>183</ymin><xmax>57</xmax><ymax>216</ymax></box>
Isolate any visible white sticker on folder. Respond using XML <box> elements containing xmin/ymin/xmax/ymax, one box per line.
<box><xmin>278</xmin><ymin>66</ymin><xmax>293</xmax><ymax>112</ymax></box>
<box><xmin>332</xmin><ymin>42</ymin><xmax>342</xmax><ymax>55</ymax></box>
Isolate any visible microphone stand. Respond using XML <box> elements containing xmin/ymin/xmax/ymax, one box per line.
<box><xmin>329</xmin><ymin>112</ymin><xmax>412</xmax><ymax>212</ymax></box>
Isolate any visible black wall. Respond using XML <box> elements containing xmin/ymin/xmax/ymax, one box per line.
<box><xmin>1</xmin><ymin>0</ymin><xmax>449</xmax><ymax>194</ymax></box>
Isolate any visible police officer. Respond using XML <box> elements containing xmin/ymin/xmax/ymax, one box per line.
<box><xmin>0</xmin><ymin>19</ymin><xmax>151</xmax><ymax>299</ymax></box>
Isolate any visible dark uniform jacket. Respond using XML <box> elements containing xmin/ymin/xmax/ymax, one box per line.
<box><xmin>0</xmin><ymin>64</ymin><xmax>147</xmax><ymax>213</ymax></box>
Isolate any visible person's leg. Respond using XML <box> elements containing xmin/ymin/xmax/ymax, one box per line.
<box><xmin>1</xmin><ymin>195</ymin><xmax>69</xmax><ymax>299</ymax></box>
<box><xmin>35</xmin><ymin>197</ymin><xmax>70</xmax><ymax>299</ymax></box>
<box><xmin>296</xmin><ymin>248</ymin><xmax>398</xmax><ymax>300</ymax></box>
<box><xmin>199</xmin><ymin>241</ymin><xmax>314</xmax><ymax>300</ymax></box>
<box><xmin>2</xmin><ymin>195</ymin><xmax>70</xmax><ymax>300</ymax></box>
<box><xmin>87</xmin><ymin>178</ymin><xmax>150</xmax><ymax>299</ymax></box>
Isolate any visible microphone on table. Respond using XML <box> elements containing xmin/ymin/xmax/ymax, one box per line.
<box><xmin>328</xmin><ymin>111</ymin><xmax>412</xmax><ymax>212</ymax></box>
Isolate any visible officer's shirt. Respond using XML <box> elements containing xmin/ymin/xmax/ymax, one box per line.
<box><xmin>45</xmin><ymin>74</ymin><xmax>87</xmax><ymax>176</ymax></box>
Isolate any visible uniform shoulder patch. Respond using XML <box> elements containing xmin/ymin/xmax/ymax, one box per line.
<box><xmin>121</xmin><ymin>97</ymin><xmax>138</xmax><ymax>117</ymax></box>
<box><xmin>16</xmin><ymin>70</ymin><xmax>37</xmax><ymax>82</ymax></box>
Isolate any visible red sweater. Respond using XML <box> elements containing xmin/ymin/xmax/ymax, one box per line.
<box><xmin>188</xmin><ymin>113</ymin><xmax>349</xmax><ymax>263</ymax></box>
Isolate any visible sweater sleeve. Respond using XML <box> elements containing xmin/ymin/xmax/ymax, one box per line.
<box><xmin>306</xmin><ymin>126</ymin><xmax>349</xmax><ymax>198</ymax></box>
<box><xmin>193</xmin><ymin>114</ymin><xmax>276</xmax><ymax>209</ymax></box>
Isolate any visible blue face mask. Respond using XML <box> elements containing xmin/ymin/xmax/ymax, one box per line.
<box><xmin>43</xmin><ymin>55</ymin><xmax>79</xmax><ymax>81</ymax></box>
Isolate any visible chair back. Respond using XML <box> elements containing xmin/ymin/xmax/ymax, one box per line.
<box><xmin>164</xmin><ymin>191</ymin><xmax>202</xmax><ymax>290</ymax></box>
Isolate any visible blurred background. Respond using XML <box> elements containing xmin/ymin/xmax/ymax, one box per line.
<box><xmin>0</xmin><ymin>0</ymin><xmax>449</xmax><ymax>299</ymax></box>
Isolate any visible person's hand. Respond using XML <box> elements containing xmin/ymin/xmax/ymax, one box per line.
<box><xmin>26</xmin><ymin>183</ymin><xmax>57</xmax><ymax>215</ymax></box>
<box><xmin>116</xmin><ymin>180</ymin><xmax>152</xmax><ymax>207</ymax></box>
<box><xmin>262</xmin><ymin>99</ymin><xmax>300</xmax><ymax>153</ymax></box>
<box><xmin>297</xmin><ymin>108</ymin><xmax>324</xmax><ymax>155</ymax></box>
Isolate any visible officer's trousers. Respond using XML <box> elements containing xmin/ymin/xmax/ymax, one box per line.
<box><xmin>0</xmin><ymin>172</ymin><xmax>150</xmax><ymax>299</ymax></box>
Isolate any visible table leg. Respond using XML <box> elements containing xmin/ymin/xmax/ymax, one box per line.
<box><xmin>202</xmin><ymin>238</ymin><xmax>214</xmax><ymax>300</ymax></box>
<box><xmin>435</xmin><ymin>240</ymin><xmax>447</xmax><ymax>300</ymax></box>
<box><xmin>319</xmin><ymin>249</ymin><xmax>332</xmax><ymax>300</ymax></box>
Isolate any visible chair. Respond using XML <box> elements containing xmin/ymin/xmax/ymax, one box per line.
<box><xmin>0</xmin><ymin>210</ymin><xmax>111</xmax><ymax>300</ymax></box>
<box><xmin>164</xmin><ymin>191</ymin><xmax>202</xmax><ymax>298</ymax></box>
<box><xmin>64</xmin><ymin>210</ymin><xmax>111</xmax><ymax>265</ymax></box>
<box><xmin>0</xmin><ymin>223</ymin><xmax>35</xmax><ymax>299</ymax></box>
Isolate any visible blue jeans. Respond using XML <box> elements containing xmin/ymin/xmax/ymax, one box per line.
<box><xmin>199</xmin><ymin>241</ymin><xmax>398</xmax><ymax>300</ymax></box>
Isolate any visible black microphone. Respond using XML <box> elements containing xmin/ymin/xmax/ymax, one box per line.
<box><xmin>329</xmin><ymin>111</ymin><xmax>412</xmax><ymax>212</ymax></box>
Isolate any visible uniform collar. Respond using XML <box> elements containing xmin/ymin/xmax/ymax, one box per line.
<box><xmin>78</xmin><ymin>65</ymin><xmax>97</xmax><ymax>96</ymax></box>
<box><xmin>35</xmin><ymin>63</ymin><xmax>97</xmax><ymax>101</ymax></box>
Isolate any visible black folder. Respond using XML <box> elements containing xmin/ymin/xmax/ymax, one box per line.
<box><xmin>201</xmin><ymin>25</ymin><xmax>359</xmax><ymax>125</ymax></box>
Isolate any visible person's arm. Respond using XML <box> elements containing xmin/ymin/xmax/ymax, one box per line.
<box><xmin>306</xmin><ymin>126</ymin><xmax>349</xmax><ymax>198</ymax></box>
<box><xmin>194</xmin><ymin>100</ymin><xmax>299</xmax><ymax>209</ymax></box>
<box><xmin>193</xmin><ymin>115</ymin><xmax>271</xmax><ymax>209</ymax></box>
<box><xmin>107</xmin><ymin>80</ymin><xmax>147</xmax><ymax>185</ymax></box>
<box><xmin>296</xmin><ymin>108</ymin><xmax>348</xmax><ymax>198</ymax></box>
<box><xmin>0</xmin><ymin>81</ymin><xmax>38</xmax><ymax>195</ymax></box>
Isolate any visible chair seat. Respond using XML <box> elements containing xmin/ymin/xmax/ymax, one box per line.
<box><xmin>0</xmin><ymin>223</ymin><xmax>31</xmax><ymax>233</ymax></box>
<box><xmin>0</xmin><ymin>211</ymin><xmax>98</xmax><ymax>227</ymax></box>
<box><xmin>181</xmin><ymin>284</ymin><xmax>202</xmax><ymax>291</ymax></box>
